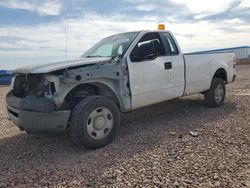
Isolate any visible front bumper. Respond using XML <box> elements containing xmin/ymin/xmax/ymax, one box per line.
<box><xmin>6</xmin><ymin>91</ymin><xmax>71</xmax><ymax>133</ymax></box>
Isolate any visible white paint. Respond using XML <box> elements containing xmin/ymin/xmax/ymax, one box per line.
<box><xmin>184</xmin><ymin>52</ymin><xmax>235</xmax><ymax>94</ymax></box>
<box><xmin>125</xmin><ymin>31</ymin><xmax>236</xmax><ymax>109</ymax></box>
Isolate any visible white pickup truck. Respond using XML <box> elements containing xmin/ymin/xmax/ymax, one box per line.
<box><xmin>6</xmin><ymin>27</ymin><xmax>236</xmax><ymax>149</ymax></box>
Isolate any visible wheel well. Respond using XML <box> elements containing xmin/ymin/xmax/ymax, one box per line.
<box><xmin>62</xmin><ymin>83</ymin><xmax>120</xmax><ymax>110</ymax></box>
<box><xmin>213</xmin><ymin>68</ymin><xmax>227</xmax><ymax>83</ymax></box>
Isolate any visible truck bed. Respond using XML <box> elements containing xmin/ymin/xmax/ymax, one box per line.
<box><xmin>183</xmin><ymin>52</ymin><xmax>235</xmax><ymax>95</ymax></box>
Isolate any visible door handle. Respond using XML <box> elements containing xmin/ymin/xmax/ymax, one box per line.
<box><xmin>164</xmin><ymin>62</ymin><xmax>172</xmax><ymax>70</ymax></box>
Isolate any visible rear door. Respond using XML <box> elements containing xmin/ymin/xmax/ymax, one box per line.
<box><xmin>127</xmin><ymin>32</ymin><xmax>175</xmax><ymax>109</ymax></box>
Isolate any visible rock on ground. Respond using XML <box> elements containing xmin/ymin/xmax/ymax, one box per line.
<box><xmin>0</xmin><ymin>65</ymin><xmax>250</xmax><ymax>187</ymax></box>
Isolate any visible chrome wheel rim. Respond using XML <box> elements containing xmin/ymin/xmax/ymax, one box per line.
<box><xmin>214</xmin><ymin>84</ymin><xmax>224</xmax><ymax>103</ymax></box>
<box><xmin>86</xmin><ymin>107</ymin><xmax>113</xmax><ymax>140</ymax></box>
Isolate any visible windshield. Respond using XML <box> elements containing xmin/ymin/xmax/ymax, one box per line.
<box><xmin>82</xmin><ymin>32</ymin><xmax>139</xmax><ymax>58</ymax></box>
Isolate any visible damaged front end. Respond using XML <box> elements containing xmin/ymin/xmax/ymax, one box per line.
<box><xmin>6</xmin><ymin>57</ymin><xmax>131</xmax><ymax>133</ymax></box>
<box><xmin>6</xmin><ymin>74</ymin><xmax>71</xmax><ymax>133</ymax></box>
<box><xmin>8</xmin><ymin>74</ymin><xmax>56</xmax><ymax>112</ymax></box>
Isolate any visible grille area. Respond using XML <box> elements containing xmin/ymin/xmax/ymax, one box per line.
<box><xmin>13</xmin><ymin>74</ymin><xmax>47</xmax><ymax>98</ymax></box>
<box><xmin>13</xmin><ymin>74</ymin><xmax>26</xmax><ymax>98</ymax></box>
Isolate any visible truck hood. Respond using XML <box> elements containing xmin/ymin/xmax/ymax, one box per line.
<box><xmin>14</xmin><ymin>57</ymin><xmax>112</xmax><ymax>74</ymax></box>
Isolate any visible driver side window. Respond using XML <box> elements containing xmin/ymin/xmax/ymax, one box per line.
<box><xmin>130</xmin><ymin>33</ymin><xmax>164</xmax><ymax>62</ymax></box>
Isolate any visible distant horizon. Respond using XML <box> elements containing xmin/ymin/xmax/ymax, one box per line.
<box><xmin>1</xmin><ymin>44</ymin><xmax>250</xmax><ymax>70</ymax></box>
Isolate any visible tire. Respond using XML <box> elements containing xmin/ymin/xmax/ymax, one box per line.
<box><xmin>69</xmin><ymin>96</ymin><xmax>120</xmax><ymax>149</ymax></box>
<box><xmin>204</xmin><ymin>78</ymin><xmax>226</xmax><ymax>107</ymax></box>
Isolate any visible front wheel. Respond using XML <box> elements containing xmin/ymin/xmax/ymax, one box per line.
<box><xmin>204</xmin><ymin>78</ymin><xmax>226</xmax><ymax>107</ymax></box>
<box><xmin>69</xmin><ymin>96</ymin><xmax>120</xmax><ymax>149</ymax></box>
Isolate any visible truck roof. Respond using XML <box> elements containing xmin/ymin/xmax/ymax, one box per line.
<box><xmin>137</xmin><ymin>30</ymin><xmax>172</xmax><ymax>33</ymax></box>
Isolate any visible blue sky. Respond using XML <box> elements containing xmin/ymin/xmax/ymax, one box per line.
<box><xmin>0</xmin><ymin>0</ymin><xmax>250</xmax><ymax>69</ymax></box>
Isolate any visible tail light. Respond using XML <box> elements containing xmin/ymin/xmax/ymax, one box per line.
<box><xmin>233</xmin><ymin>54</ymin><xmax>236</xmax><ymax>68</ymax></box>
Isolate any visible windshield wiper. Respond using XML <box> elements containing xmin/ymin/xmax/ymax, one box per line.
<box><xmin>85</xmin><ymin>55</ymin><xmax>120</xmax><ymax>59</ymax></box>
<box><xmin>86</xmin><ymin>55</ymin><xmax>104</xmax><ymax>58</ymax></box>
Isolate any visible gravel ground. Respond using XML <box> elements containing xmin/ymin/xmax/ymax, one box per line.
<box><xmin>0</xmin><ymin>65</ymin><xmax>250</xmax><ymax>188</ymax></box>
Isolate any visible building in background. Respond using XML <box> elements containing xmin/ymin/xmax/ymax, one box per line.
<box><xmin>0</xmin><ymin>70</ymin><xmax>13</xmax><ymax>85</ymax></box>
<box><xmin>192</xmin><ymin>46</ymin><xmax>250</xmax><ymax>64</ymax></box>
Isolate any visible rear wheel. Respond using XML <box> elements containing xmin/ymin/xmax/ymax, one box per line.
<box><xmin>204</xmin><ymin>78</ymin><xmax>226</xmax><ymax>107</ymax></box>
<box><xmin>69</xmin><ymin>96</ymin><xmax>120</xmax><ymax>149</ymax></box>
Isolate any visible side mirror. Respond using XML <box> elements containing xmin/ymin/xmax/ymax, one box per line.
<box><xmin>130</xmin><ymin>40</ymin><xmax>161</xmax><ymax>62</ymax></box>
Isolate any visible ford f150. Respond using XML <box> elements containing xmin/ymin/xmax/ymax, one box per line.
<box><xmin>6</xmin><ymin>26</ymin><xmax>236</xmax><ymax>149</ymax></box>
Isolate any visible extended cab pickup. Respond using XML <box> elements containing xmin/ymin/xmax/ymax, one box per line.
<box><xmin>6</xmin><ymin>29</ymin><xmax>236</xmax><ymax>149</ymax></box>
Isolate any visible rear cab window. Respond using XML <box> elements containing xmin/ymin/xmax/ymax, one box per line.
<box><xmin>159</xmin><ymin>32</ymin><xmax>179</xmax><ymax>56</ymax></box>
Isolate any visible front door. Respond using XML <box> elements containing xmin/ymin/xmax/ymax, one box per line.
<box><xmin>127</xmin><ymin>32</ymin><xmax>175</xmax><ymax>109</ymax></box>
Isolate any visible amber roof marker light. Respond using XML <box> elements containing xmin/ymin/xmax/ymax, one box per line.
<box><xmin>158</xmin><ymin>24</ymin><xmax>165</xmax><ymax>30</ymax></box>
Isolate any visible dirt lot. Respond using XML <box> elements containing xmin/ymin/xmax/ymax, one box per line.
<box><xmin>0</xmin><ymin>65</ymin><xmax>250</xmax><ymax>188</ymax></box>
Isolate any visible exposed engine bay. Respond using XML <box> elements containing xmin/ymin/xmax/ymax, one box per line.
<box><xmin>13</xmin><ymin>74</ymin><xmax>56</xmax><ymax>98</ymax></box>
<box><xmin>7</xmin><ymin>57</ymin><xmax>132</xmax><ymax>114</ymax></box>
<box><xmin>8</xmin><ymin>74</ymin><xmax>56</xmax><ymax>113</ymax></box>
